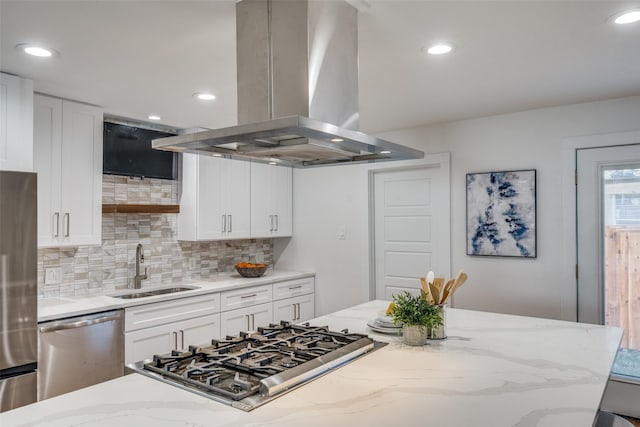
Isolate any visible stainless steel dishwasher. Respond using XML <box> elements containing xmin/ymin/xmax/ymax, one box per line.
<box><xmin>38</xmin><ymin>310</ymin><xmax>124</xmax><ymax>400</ymax></box>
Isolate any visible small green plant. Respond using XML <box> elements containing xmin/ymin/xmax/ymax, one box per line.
<box><xmin>390</xmin><ymin>291</ymin><xmax>443</xmax><ymax>331</ymax></box>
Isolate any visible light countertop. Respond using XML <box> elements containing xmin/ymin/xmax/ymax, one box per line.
<box><xmin>38</xmin><ymin>270</ymin><xmax>314</xmax><ymax>322</ymax></box>
<box><xmin>4</xmin><ymin>300</ymin><xmax>622</xmax><ymax>427</ymax></box>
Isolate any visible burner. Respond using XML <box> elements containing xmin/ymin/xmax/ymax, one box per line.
<box><xmin>134</xmin><ymin>321</ymin><xmax>382</xmax><ymax>411</ymax></box>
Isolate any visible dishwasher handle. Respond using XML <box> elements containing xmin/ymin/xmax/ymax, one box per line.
<box><xmin>39</xmin><ymin>311</ymin><xmax>122</xmax><ymax>333</ymax></box>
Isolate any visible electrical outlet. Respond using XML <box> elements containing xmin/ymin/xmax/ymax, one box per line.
<box><xmin>44</xmin><ymin>267</ymin><xmax>62</xmax><ymax>285</ymax></box>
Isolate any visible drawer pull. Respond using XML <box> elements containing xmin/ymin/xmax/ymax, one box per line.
<box><xmin>241</xmin><ymin>293</ymin><xmax>257</xmax><ymax>299</ymax></box>
<box><xmin>288</xmin><ymin>285</ymin><xmax>302</xmax><ymax>290</ymax></box>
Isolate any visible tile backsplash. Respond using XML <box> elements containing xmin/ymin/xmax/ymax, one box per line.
<box><xmin>37</xmin><ymin>175</ymin><xmax>273</xmax><ymax>298</ymax></box>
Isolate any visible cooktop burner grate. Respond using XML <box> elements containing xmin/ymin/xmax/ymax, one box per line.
<box><xmin>129</xmin><ymin>321</ymin><xmax>385</xmax><ymax>411</ymax></box>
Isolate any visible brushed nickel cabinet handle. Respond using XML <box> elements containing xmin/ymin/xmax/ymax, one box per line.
<box><xmin>64</xmin><ymin>213</ymin><xmax>70</xmax><ymax>237</ymax></box>
<box><xmin>180</xmin><ymin>330</ymin><xmax>184</xmax><ymax>349</ymax></box>
<box><xmin>173</xmin><ymin>331</ymin><xmax>178</xmax><ymax>350</ymax></box>
<box><xmin>250</xmin><ymin>313</ymin><xmax>255</xmax><ymax>330</ymax></box>
<box><xmin>222</xmin><ymin>214</ymin><xmax>226</xmax><ymax>232</ymax></box>
<box><xmin>241</xmin><ymin>293</ymin><xmax>257</xmax><ymax>299</ymax></box>
<box><xmin>245</xmin><ymin>314</ymin><xmax>250</xmax><ymax>330</ymax></box>
<box><xmin>228</xmin><ymin>214</ymin><xmax>232</xmax><ymax>232</ymax></box>
<box><xmin>53</xmin><ymin>212</ymin><xmax>60</xmax><ymax>237</ymax></box>
<box><xmin>275</xmin><ymin>214</ymin><xmax>279</xmax><ymax>231</ymax></box>
<box><xmin>269</xmin><ymin>215</ymin><xmax>274</xmax><ymax>232</ymax></box>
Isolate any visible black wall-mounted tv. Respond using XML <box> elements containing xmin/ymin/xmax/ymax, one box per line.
<box><xmin>103</xmin><ymin>122</ymin><xmax>178</xmax><ymax>180</ymax></box>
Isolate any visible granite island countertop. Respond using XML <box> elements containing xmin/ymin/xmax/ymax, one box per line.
<box><xmin>2</xmin><ymin>300</ymin><xmax>622</xmax><ymax>427</ymax></box>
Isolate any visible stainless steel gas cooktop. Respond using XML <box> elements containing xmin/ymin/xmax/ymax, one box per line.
<box><xmin>128</xmin><ymin>321</ymin><xmax>385</xmax><ymax>411</ymax></box>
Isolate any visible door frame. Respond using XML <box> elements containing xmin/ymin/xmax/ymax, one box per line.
<box><xmin>561</xmin><ymin>130</ymin><xmax>640</xmax><ymax>322</ymax></box>
<box><xmin>367</xmin><ymin>152</ymin><xmax>451</xmax><ymax>301</ymax></box>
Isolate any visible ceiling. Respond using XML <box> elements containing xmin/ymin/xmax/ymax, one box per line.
<box><xmin>1</xmin><ymin>0</ymin><xmax>639</xmax><ymax>134</ymax></box>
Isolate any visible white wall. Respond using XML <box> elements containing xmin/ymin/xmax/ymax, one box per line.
<box><xmin>276</xmin><ymin>96</ymin><xmax>640</xmax><ymax>319</ymax></box>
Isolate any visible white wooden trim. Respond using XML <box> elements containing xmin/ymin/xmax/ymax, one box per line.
<box><xmin>561</xmin><ymin>130</ymin><xmax>640</xmax><ymax>321</ymax></box>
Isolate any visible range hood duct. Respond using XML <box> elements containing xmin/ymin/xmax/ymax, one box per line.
<box><xmin>153</xmin><ymin>0</ymin><xmax>424</xmax><ymax>167</ymax></box>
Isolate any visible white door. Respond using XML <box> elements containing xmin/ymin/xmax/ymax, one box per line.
<box><xmin>373</xmin><ymin>161</ymin><xmax>450</xmax><ymax>300</ymax></box>
<box><xmin>577</xmin><ymin>143</ymin><xmax>640</xmax><ymax>382</ymax></box>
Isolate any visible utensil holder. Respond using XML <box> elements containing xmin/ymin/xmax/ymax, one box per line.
<box><xmin>428</xmin><ymin>304</ymin><xmax>447</xmax><ymax>340</ymax></box>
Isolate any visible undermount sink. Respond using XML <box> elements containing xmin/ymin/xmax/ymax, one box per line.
<box><xmin>111</xmin><ymin>286</ymin><xmax>199</xmax><ymax>299</ymax></box>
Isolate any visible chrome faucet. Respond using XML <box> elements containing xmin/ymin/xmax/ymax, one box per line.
<box><xmin>134</xmin><ymin>243</ymin><xmax>148</xmax><ymax>289</ymax></box>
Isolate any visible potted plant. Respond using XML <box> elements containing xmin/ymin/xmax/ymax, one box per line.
<box><xmin>389</xmin><ymin>291</ymin><xmax>443</xmax><ymax>346</ymax></box>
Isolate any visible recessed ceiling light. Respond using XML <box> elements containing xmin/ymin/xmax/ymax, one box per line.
<box><xmin>380</xmin><ymin>150</ymin><xmax>391</xmax><ymax>154</ymax></box>
<box><xmin>212</xmin><ymin>153</ymin><xmax>223</xmax><ymax>157</ymax></box>
<box><xmin>614</xmin><ymin>10</ymin><xmax>640</xmax><ymax>24</ymax></box>
<box><xmin>193</xmin><ymin>92</ymin><xmax>216</xmax><ymax>101</ymax></box>
<box><xmin>16</xmin><ymin>43</ymin><xmax>56</xmax><ymax>58</ymax></box>
<box><xmin>268</xmin><ymin>162</ymin><xmax>278</xmax><ymax>165</ymax></box>
<box><xmin>426</xmin><ymin>43</ymin><xmax>453</xmax><ymax>55</ymax></box>
<box><xmin>330</xmin><ymin>138</ymin><xmax>344</xmax><ymax>142</ymax></box>
<box><xmin>148</xmin><ymin>115</ymin><xmax>161</xmax><ymax>121</ymax></box>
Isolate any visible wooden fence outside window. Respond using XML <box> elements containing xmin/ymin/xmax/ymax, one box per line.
<box><xmin>605</xmin><ymin>225</ymin><xmax>640</xmax><ymax>350</ymax></box>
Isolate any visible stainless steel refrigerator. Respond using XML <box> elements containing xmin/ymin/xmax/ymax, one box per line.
<box><xmin>0</xmin><ymin>171</ymin><xmax>37</xmax><ymax>412</ymax></box>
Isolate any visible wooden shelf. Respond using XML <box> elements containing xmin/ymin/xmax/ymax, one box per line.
<box><xmin>102</xmin><ymin>204</ymin><xmax>180</xmax><ymax>214</ymax></box>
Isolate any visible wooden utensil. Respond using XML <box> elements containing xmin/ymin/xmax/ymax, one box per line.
<box><xmin>429</xmin><ymin>282</ymin><xmax>441</xmax><ymax>305</ymax></box>
<box><xmin>450</xmin><ymin>272</ymin><xmax>468</xmax><ymax>297</ymax></box>
<box><xmin>420</xmin><ymin>277</ymin><xmax>434</xmax><ymax>304</ymax></box>
<box><xmin>440</xmin><ymin>278</ymin><xmax>456</xmax><ymax>304</ymax></box>
<box><xmin>432</xmin><ymin>277</ymin><xmax>445</xmax><ymax>304</ymax></box>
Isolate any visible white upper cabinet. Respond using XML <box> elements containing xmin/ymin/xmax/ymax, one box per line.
<box><xmin>0</xmin><ymin>72</ymin><xmax>33</xmax><ymax>172</ymax></box>
<box><xmin>250</xmin><ymin>162</ymin><xmax>292</xmax><ymax>238</ymax></box>
<box><xmin>179</xmin><ymin>154</ymin><xmax>251</xmax><ymax>241</ymax></box>
<box><xmin>34</xmin><ymin>94</ymin><xmax>103</xmax><ymax>247</ymax></box>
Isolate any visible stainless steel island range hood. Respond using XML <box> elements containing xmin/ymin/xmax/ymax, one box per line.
<box><xmin>153</xmin><ymin>0</ymin><xmax>423</xmax><ymax>167</ymax></box>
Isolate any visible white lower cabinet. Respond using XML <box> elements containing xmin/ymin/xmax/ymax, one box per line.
<box><xmin>123</xmin><ymin>293</ymin><xmax>221</xmax><ymax>364</ymax></box>
<box><xmin>273</xmin><ymin>293</ymin><xmax>315</xmax><ymax>324</ymax></box>
<box><xmin>124</xmin><ymin>313</ymin><xmax>220</xmax><ymax>364</ymax></box>
<box><xmin>272</xmin><ymin>276</ymin><xmax>315</xmax><ymax>323</ymax></box>
<box><xmin>123</xmin><ymin>276</ymin><xmax>316</xmax><ymax>363</ymax></box>
<box><xmin>220</xmin><ymin>302</ymin><xmax>273</xmax><ymax>337</ymax></box>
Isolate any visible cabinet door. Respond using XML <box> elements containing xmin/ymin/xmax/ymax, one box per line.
<box><xmin>220</xmin><ymin>302</ymin><xmax>273</xmax><ymax>337</ymax></box>
<box><xmin>34</xmin><ymin>95</ymin><xmax>63</xmax><ymax>247</ymax></box>
<box><xmin>250</xmin><ymin>162</ymin><xmax>274</xmax><ymax>238</ymax></box>
<box><xmin>224</xmin><ymin>159</ymin><xmax>251</xmax><ymax>239</ymax></box>
<box><xmin>124</xmin><ymin>323</ymin><xmax>174</xmax><ymax>364</ymax></box>
<box><xmin>59</xmin><ymin>101</ymin><xmax>102</xmax><ymax>245</ymax></box>
<box><xmin>197</xmin><ymin>155</ymin><xmax>225</xmax><ymax>240</ymax></box>
<box><xmin>273</xmin><ymin>165</ymin><xmax>292</xmax><ymax>237</ymax></box>
<box><xmin>124</xmin><ymin>314</ymin><xmax>221</xmax><ymax>364</ymax></box>
<box><xmin>33</xmin><ymin>95</ymin><xmax>102</xmax><ymax>247</ymax></box>
<box><xmin>0</xmin><ymin>73</ymin><xmax>33</xmax><ymax>172</ymax></box>
<box><xmin>250</xmin><ymin>162</ymin><xmax>292</xmax><ymax>238</ymax></box>
<box><xmin>273</xmin><ymin>294</ymin><xmax>314</xmax><ymax>324</ymax></box>
<box><xmin>220</xmin><ymin>306</ymin><xmax>253</xmax><ymax>338</ymax></box>
<box><xmin>178</xmin><ymin>314</ymin><xmax>221</xmax><ymax>349</ymax></box>
<box><xmin>178</xmin><ymin>155</ymin><xmax>250</xmax><ymax>241</ymax></box>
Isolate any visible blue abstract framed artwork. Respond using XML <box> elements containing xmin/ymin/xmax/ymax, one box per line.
<box><xmin>466</xmin><ymin>169</ymin><xmax>537</xmax><ymax>258</ymax></box>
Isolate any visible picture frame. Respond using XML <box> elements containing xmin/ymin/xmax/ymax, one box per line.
<box><xmin>466</xmin><ymin>169</ymin><xmax>537</xmax><ymax>258</ymax></box>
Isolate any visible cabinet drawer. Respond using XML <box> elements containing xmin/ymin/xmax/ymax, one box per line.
<box><xmin>272</xmin><ymin>277</ymin><xmax>314</xmax><ymax>301</ymax></box>
<box><xmin>220</xmin><ymin>284</ymin><xmax>272</xmax><ymax>312</ymax></box>
<box><xmin>125</xmin><ymin>293</ymin><xmax>220</xmax><ymax>332</ymax></box>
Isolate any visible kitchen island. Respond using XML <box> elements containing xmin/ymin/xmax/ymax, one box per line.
<box><xmin>1</xmin><ymin>300</ymin><xmax>622</xmax><ymax>426</ymax></box>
